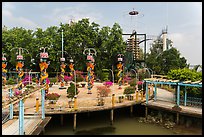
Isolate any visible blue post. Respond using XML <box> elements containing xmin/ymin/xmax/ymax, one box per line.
<box><xmin>19</xmin><ymin>99</ymin><xmax>24</xmax><ymax>135</ymax></box>
<box><xmin>176</xmin><ymin>84</ymin><xmax>180</xmax><ymax>106</ymax></box>
<box><xmin>9</xmin><ymin>88</ymin><xmax>13</xmax><ymax>119</ymax></box>
<box><xmin>41</xmin><ymin>89</ymin><xmax>45</xmax><ymax>119</ymax></box>
<box><xmin>184</xmin><ymin>86</ymin><xmax>187</xmax><ymax>106</ymax></box>
<box><xmin>154</xmin><ymin>84</ymin><xmax>157</xmax><ymax>101</ymax></box>
<box><xmin>146</xmin><ymin>82</ymin><xmax>148</xmax><ymax>104</ymax></box>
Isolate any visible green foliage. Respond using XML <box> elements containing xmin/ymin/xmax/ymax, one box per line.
<box><xmin>2</xmin><ymin>19</ymin><xmax>126</xmax><ymax>78</ymax></box>
<box><xmin>129</xmin><ymin>78</ymin><xmax>137</xmax><ymax>87</ymax></box>
<box><xmin>45</xmin><ymin>93</ymin><xmax>60</xmax><ymax>100</ymax></box>
<box><xmin>67</xmin><ymin>82</ymin><xmax>79</xmax><ymax>100</ymax></box>
<box><xmin>123</xmin><ymin>86</ymin><xmax>135</xmax><ymax>94</ymax></box>
<box><xmin>49</xmin><ymin>77</ymin><xmax>56</xmax><ymax>83</ymax></box>
<box><xmin>7</xmin><ymin>77</ymin><xmax>16</xmax><ymax>85</ymax></box>
<box><xmin>101</xmin><ymin>69</ymin><xmax>110</xmax><ymax>82</ymax></box>
<box><xmin>76</xmin><ymin>76</ymin><xmax>84</xmax><ymax>83</ymax></box>
<box><xmin>167</xmin><ymin>68</ymin><xmax>202</xmax><ymax>81</ymax></box>
<box><xmin>167</xmin><ymin>68</ymin><xmax>202</xmax><ymax>97</ymax></box>
<box><xmin>145</xmin><ymin>39</ymin><xmax>187</xmax><ymax>75</ymax></box>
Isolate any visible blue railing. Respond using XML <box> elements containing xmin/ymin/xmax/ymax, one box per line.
<box><xmin>173</xmin><ymin>96</ymin><xmax>202</xmax><ymax>108</ymax></box>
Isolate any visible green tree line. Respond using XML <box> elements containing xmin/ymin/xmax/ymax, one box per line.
<box><xmin>2</xmin><ymin>18</ymin><xmax>126</xmax><ymax>79</ymax></box>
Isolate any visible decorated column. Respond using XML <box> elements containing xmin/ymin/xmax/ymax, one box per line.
<box><xmin>39</xmin><ymin>47</ymin><xmax>50</xmax><ymax>93</ymax></box>
<box><xmin>2</xmin><ymin>53</ymin><xmax>7</xmax><ymax>86</ymax></box>
<box><xmin>59</xmin><ymin>57</ymin><xmax>66</xmax><ymax>89</ymax></box>
<box><xmin>15</xmin><ymin>49</ymin><xmax>25</xmax><ymax>92</ymax></box>
<box><xmin>69</xmin><ymin>58</ymin><xmax>74</xmax><ymax>80</ymax></box>
<box><xmin>83</xmin><ymin>48</ymin><xmax>97</xmax><ymax>94</ymax></box>
<box><xmin>117</xmin><ymin>54</ymin><xmax>124</xmax><ymax>89</ymax></box>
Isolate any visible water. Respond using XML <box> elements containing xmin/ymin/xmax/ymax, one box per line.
<box><xmin>44</xmin><ymin>106</ymin><xmax>201</xmax><ymax>135</ymax></box>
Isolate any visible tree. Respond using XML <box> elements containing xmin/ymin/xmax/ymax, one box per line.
<box><xmin>167</xmin><ymin>68</ymin><xmax>202</xmax><ymax>97</ymax></box>
<box><xmin>145</xmin><ymin>39</ymin><xmax>187</xmax><ymax>75</ymax></box>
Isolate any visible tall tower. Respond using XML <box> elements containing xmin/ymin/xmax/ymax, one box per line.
<box><xmin>162</xmin><ymin>26</ymin><xmax>168</xmax><ymax>51</ymax></box>
<box><xmin>127</xmin><ymin>36</ymin><xmax>140</xmax><ymax>61</ymax></box>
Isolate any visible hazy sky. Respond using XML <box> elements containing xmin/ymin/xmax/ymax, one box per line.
<box><xmin>2</xmin><ymin>2</ymin><xmax>202</xmax><ymax>65</ymax></box>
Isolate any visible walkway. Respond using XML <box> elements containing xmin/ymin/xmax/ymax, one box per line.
<box><xmin>143</xmin><ymin>88</ymin><xmax>202</xmax><ymax>118</ymax></box>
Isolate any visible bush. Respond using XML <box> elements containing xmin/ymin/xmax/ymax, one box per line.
<box><xmin>49</xmin><ymin>77</ymin><xmax>56</xmax><ymax>83</ymax></box>
<box><xmin>129</xmin><ymin>79</ymin><xmax>137</xmax><ymax>87</ymax></box>
<box><xmin>97</xmin><ymin>86</ymin><xmax>111</xmax><ymax>97</ymax></box>
<box><xmin>67</xmin><ymin>82</ymin><xmax>79</xmax><ymax>100</ymax></box>
<box><xmin>76</xmin><ymin>76</ymin><xmax>84</xmax><ymax>82</ymax></box>
<box><xmin>7</xmin><ymin>78</ymin><xmax>16</xmax><ymax>85</ymax></box>
<box><xmin>102</xmin><ymin>69</ymin><xmax>110</xmax><ymax>82</ymax></box>
<box><xmin>123</xmin><ymin>86</ymin><xmax>135</xmax><ymax>95</ymax></box>
<box><xmin>45</xmin><ymin>93</ymin><xmax>60</xmax><ymax>100</ymax></box>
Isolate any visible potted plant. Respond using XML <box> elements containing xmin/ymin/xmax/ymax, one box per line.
<box><xmin>45</xmin><ymin>93</ymin><xmax>60</xmax><ymax>104</ymax></box>
<box><xmin>67</xmin><ymin>82</ymin><xmax>79</xmax><ymax>108</ymax></box>
<box><xmin>123</xmin><ymin>86</ymin><xmax>135</xmax><ymax>100</ymax></box>
<box><xmin>96</xmin><ymin>85</ymin><xmax>111</xmax><ymax>106</ymax></box>
<box><xmin>118</xmin><ymin>95</ymin><xmax>124</xmax><ymax>103</ymax></box>
<box><xmin>81</xmin><ymin>82</ymin><xmax>86</xmax><ymax>88</ymax></box>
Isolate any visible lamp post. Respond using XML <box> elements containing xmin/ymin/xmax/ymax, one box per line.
<box><xmin>29</xmin><ymin>69</ymin><xmax>32</xmax><ymax>86</ymax></box>
<box><xmin>131</xmin><ymin>69</ymin><xmax>138</xmax><ymax>91</ymax></box>
<box><xmin>109</xmin><ymin>69</ymin><xmax>114</xmax><ymax>85</ymax></box>
<box><xmin>83</xmin><ymin>48</ymin><xmax>97</xmax><ymax>94</ymax></box>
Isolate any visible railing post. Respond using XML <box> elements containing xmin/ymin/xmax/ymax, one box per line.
<box><xmin>154</xmin><ymin>84</ymin><xmax>157</xmax><ymax>101</ymax></box>
<box><xmin>19</xmin><ymin>99</ymin><xmax>24</xmax><ymax>135</ymax></box>
<box><xmin>176</xmin><ymin>84</ymin><xmax>180</xmax><ymax>107</ymax></box>
<box><xmin>36</xmin><ymin>97</ymin><xmax>39</xmax><ymax>113</ymax></box>
<box><xmin>146</xmin><ymin>82</ymin><xmax>148</xmax><ymax>104</ymax></box>
<box><xmin>9</xmin><ymin>88</ymin><xmax>13</xmax><ymax>119</ymax></box>
<box><xmin>41</xmin><ymin>89</ymin><xmax>45</xmax><ymax>119</ymax></box>
<box><xmin>184</xmin><ymin>86</ymin><xmax>187</xmax><ymax>106</ymax></box>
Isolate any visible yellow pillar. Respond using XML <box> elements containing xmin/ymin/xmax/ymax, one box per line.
<box><xmin>136</xmin><ymin>91</ymin><xmax>138</xmax><ymax>102</ymax></box>
<box><xmin>141</xmin><ymin>91</ymin><xmax>144</xmax><ymax>101</ymax></box>
<box><xmin>36</xmin><ymin>97</ymin><xmax>39</xmax><ymax>113</ymax></box>
<box><xmin>74</xmin><ymin>95</ymin><xmax>77</xmax><ymax>111</ymax></box>
<box><xmin>112</xmin><ymin>94</ymin><xmax>115</xmax><ymax>107</ymax></box>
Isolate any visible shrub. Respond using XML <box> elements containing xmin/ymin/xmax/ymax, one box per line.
<box><xmin>97</xmin><ymin>86</ymin><xmax>111</xmax><ymax>97</ymax></box>
<box><xmin>123</xmin><ymin>75</ymin><xmax>132</xmax><ymax>83</ymax></box>
<box><xmin>45</xmin><ymin>93</ymin><xmax>60</xmax><ymax>100</ymax></box>
<box><xmin>7</xmin><ymin>78</ymin><xmax>16</xmax><ymax>85</ymax></box>
<box><xmin>123</xmin><ymin>86</ymin><xmax>135</xmax><ymax>95</ymax></box>
<box><xmin>76</xmin><ymin>76</ymin><xmax>84</xmax><ymax>82</ymax></box>
<box><xmin>129</xmin><ymin>79</ymin><xmax>137</xmax><ymax>87</ymax></box>
<box><xmin>67</xmin><ymin>82</ymin><xmax>79</xmax><ymax>101</ymax></box>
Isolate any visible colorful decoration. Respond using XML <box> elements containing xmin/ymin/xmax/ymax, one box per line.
<box><xmin>69</xmin><ymin>58</ymin><xmax>74</xmax><ymax>80</ymax></box>
<box><xmin>2</xmin><ymin>53</ymin><xmax>7</xmax><ymax>86</ymax></box>
<box><xmin>59</xmin><ymin>57</ymin><xmax>66</xmax><ymax>89</ymax></box>
<box><xmin>16</xmin><ymin>55</ymin><xmax>24</xmax><ymax>91</ymax></box>
<box><xmin>117</xmin><ymin>54</ymin><xmax>124</xmax><ymax>89</ymax></box>
<box><xmin>39</xmin><ymin>48</ymin><xmax>50</xmax><ymax>93</ymax></box>
<box><xmin>83</xmin><ymin>48</ymin><xmax>97</xmax><ymax>94</ymax></box>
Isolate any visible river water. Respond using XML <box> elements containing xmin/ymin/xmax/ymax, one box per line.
<box><xmin>44</xmin><ymin>106</ymin><xmax>201</xmax><ymax>135</ymax></box>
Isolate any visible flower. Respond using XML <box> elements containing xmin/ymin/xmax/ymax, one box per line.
<box><xmin>103</xmin><ymin>81</ymin><xmax>113</xmax><ymax>87</ymax></box>
<box><xmin>137</xmin><ymin>81</ymin><xmax>143</xmax><ymax>85</ymax></box>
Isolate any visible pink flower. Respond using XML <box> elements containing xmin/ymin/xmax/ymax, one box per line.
<box><xmin>137</xmin><ymin>81</ymin><xmax>143</xmax><ymax>85</ymax></box>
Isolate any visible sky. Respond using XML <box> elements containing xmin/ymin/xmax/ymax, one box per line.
<box><xmin>2</xmin><ymin>2</ymin><xmax>202</xmax><ymax>65</ymax></box>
